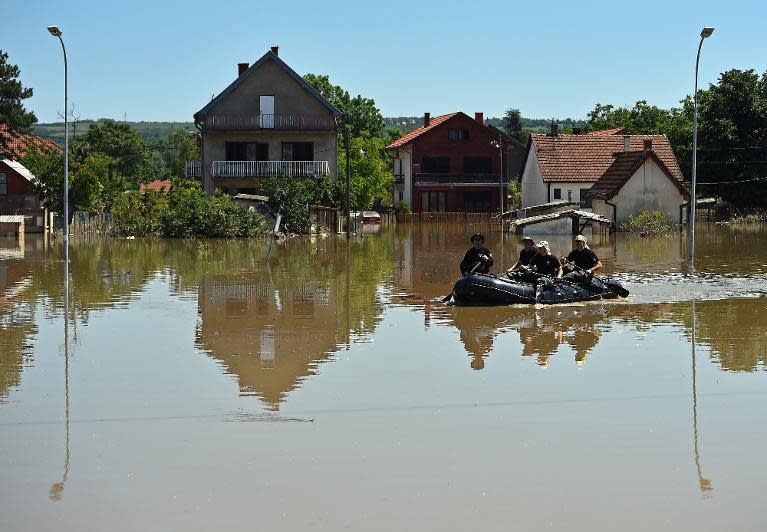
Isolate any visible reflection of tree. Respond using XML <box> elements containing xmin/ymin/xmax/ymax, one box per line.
<box><xmin>673</xmin><ymin>298</ymin><xmax>767</xmax><ymax>373</ymax></box>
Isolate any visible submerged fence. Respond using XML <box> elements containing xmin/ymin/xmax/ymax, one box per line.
<box><xmin>396</xmin><ymin>212</ymin><xmax>500</xmax><ymax>224</ymax></box>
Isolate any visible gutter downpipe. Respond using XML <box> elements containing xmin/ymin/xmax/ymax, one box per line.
<box><xmin>194</xmin><ymin>116</ymin><xmax>207</xmax><ymax>193</ymax></box>
<box><xmin>606</xmin><ymin>199</ymin><xmax>617</xmax><ymax>232</ymax></box>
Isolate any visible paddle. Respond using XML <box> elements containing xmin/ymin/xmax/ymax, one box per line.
<box><xmin>563</xmin><ymin>261</ymin><xmax>629</xmax><ymax>297</ymax></box>
<box><xmin>441</xmin><ymin>261</ymin><xmax>484</xmax><ymax>303</ymax></box>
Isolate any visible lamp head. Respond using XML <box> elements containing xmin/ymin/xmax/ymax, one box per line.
<box><xmin>47</xmin><ymin>25</ymin><xmax>62</xmax><ymax>37</ymax></box>
<box><xmin>700</xmin><ymin>27</ymin><xmax>714</xmax><ymax>38</ymax></box>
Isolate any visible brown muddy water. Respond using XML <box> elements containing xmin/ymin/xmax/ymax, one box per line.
<box><xmin>1</xmin><ymin>223</ymin><xmax>766</xmax><ymax>532</ymax></box>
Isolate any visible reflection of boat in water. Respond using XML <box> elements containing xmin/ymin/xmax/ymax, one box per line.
<box><xmin>450</xmin><ymin>270</ymin><xmax>629</xmax><ymax>306</ymax></box>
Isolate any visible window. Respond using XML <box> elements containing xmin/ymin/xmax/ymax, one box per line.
<box><xmin>463</xmin><ymin>191</ymin><xmax>491</xmax><ymax>212</ymax></box>
<box><xmin>260</xmin><ymin>95</ymin><xmax>275</xmax><ymax>128</ymax></box>
<box><xmin>398</xmin><ymin>191</ymin><xmax>404</xmax><ymax>202</ymax></box>
<box><xmin>422</xmin><ymin>156</ymin><xmax>450</xmax><ymax>173</ymax></box>
<box><xmin>0</xmin><ymin>172</ymin><xmax>6</xmax><ymax>195</ymax></box>
<box><xmin>421</xmin><ymin>191</ymin><xmax>447</xmax><ymax>212</ymax></box>
<box><xmin>553</xmin><ymin>188</ymin><xmax>561</xmax><ymax>200</ymax></box>
<box><xmin>579</xmin><ymin>188</ymin><xmax>592</xmax><ymax>208</ymax></box>
<box><xmin>463</xmin><ymin>157</ymin><xmax>492</xmax><ymax>174</ymax></box>
<box><xmin>448</xmin><ymin>128</ymin><xmax>469</xmax><ymax>140</ymax></box>
<box><xmin>281</xmin><ymin>142</ymin><xmax>314</xmax><ymax>161</ymax></box>
<box><xmin>225</xmin><ymin>142</ymin><xmax>269</xmax><ymax>161</ymax></box>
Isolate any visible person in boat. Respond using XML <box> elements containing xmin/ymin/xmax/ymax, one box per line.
<box><xmin>507</xmin><ymin>236</ymin><xmax>537</xmax><ymax>271</ymax></box>
<box><xmin>460</xmin><ymin>233</ymin><xmax>494</xmax><ymax>275</ymax></box>
<box><xmin>565</xmin><ymin>235</ymin><xmax>603</xmax><ymax>275</ymax></box>
<box><xmin>524</xmin><ymin>240</ymin><xmax>562</xmax><ymax>279</ymax></box>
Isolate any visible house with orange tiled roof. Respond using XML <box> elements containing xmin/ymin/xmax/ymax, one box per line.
<box><xmin>0</xmin><ymin>124</ymin><xmax>63</xmax><ymax>232</ymax></box>
<box><xmin>386</xmin><ymin>112</ymin><xmax>524</xmax><ymax>212</ymax></box>
<box><xmin>519</xmin><ymin>125</ymin><xmax>688</xmax><ymax>229</ymax></box>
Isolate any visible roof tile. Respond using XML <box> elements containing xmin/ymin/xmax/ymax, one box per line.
<box><xmin>386</xmin><ymin>113</ymin><xmax>457</xmax><ymax>149</ymax></box>
<box><xmin>0</xmin><ymin>124</ymin><xmax>62</xmax><ymax>160</ymax></box>
<box><xmin>531</xmin><ymin>131</ymin><xmax>684</xmax><ymax>184</ymax></box>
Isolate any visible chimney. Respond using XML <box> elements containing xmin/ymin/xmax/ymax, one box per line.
<box><xmin>549</xmin><ymin>121</ymin><xmax>559</xmax><ymax>137</ymax></box>
<box><xmin>475</xmin><ymin>112</ymin><xmax>484</xmax><ymax>124</ymax></box>
<box><xmin>238</xmin><ymin>63</ymin><xmax>249</xmax><ymax>77</ymax></box>
<box><xmin>643</xmin><ymin>138</ymin><xmax>653</xmax><ymax>153</ymax></box>
<box><xmin>424</xmin><ymin>112</ymin><xmax>431</xmax><ymax>128</ymax></box>
<box><xmin>623</xmin><ymin>135</ymin><xmax>630</xmax><ymax>152</ymax></box>
<box><xmin>270</xmin><ymin>46</ymin><xmax>279</xmax><ymax>56</ymax></box>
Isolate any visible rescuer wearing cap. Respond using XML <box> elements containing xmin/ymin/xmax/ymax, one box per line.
<box><xmin>566</xmin><ymin>235</ymin><xmax>603</xmax><ymax>274</ymax></box>
<box><xmin>507</xmin><ymin>236</ymin><xmax>537</xmax><ymax>272</ymax></box>
<box><xmin>459</xmin><ymin>233</ymin><xmax>494</xmax><ymax>275</ymax></box>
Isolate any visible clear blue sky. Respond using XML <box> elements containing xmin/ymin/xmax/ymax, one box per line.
<box><xmin>5</xmin><ymin>0</ymin><xmax>767</xmax><ymax>123</ymax></box>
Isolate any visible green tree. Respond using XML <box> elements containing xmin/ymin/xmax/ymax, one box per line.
<box><xmin>503</xmin><ymin>108</ymin><xmax>529</xmax><ymax>144</ymax></box>
<box><xmin>167</xmin><ymin>129</ymin><xmax>199</xmax><ymax>178</ymax></box>
<box><xmin>19</xmin><ymin>144</ymin><xmax>64</xmax><ymax>211</ymax></box>
<box><xmin>77</xmin><ymin>120</ymin><xmax>151</xmax><ymax>185</ymax></box>
<box><xmin>337</xmin><ymin>136</ymin><xmax>394</xmax><ymax>210</ymax></box>
<box><xmin>0</xmin><ymin>50</ymin><xmax>37</xmax><ymax>133</ymax></box>
<box><xmin>303</xmin><ymin>73</ymin><xmax>385</xmax><ymax>138</ymax></box>
<box><xmin>696</xmin><ymin>69</ymin><xmax>767</xmax><ymax>207</ymax></box>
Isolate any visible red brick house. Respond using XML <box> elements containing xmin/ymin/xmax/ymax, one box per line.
<box><xmin>386</xmin><ymin>112</ymin><xmax>524</xmax><ymax>213</ymax></box>
<box><xmin>0</xmin><ymin>124</ymin><xmax>62</xmax><ymax>232</ymax></box>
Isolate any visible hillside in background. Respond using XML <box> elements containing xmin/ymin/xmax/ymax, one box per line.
<box><xmin>34</xmin><ymin>116</ymin><xmax>588</xmax><ymax>146</ymax></box>
<box><xmin>33</xmin><ymin>119</ymin><xmax>196</xmax><ymax>145</ymax></box>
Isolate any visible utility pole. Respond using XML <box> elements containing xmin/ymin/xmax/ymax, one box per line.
<box><xmin>345</xmin><ymin>125</ymin><xmax>351</xmax><ymax>237</ymax></box>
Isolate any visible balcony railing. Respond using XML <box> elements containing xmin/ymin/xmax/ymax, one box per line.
<box><xmin>186</xmin><ymin>161</ymin><xmax>201</xmax><ymax>178</ymax></box>
<box><xmin>212</xmin><ymin>160</ymin><xmax>330</xmax><ymax>178</ymax></box>
<box><xmin>204</xmin><ymin>114</ymin><xmax>337</xmax><ymax>131</ymax></box>
<box><xmin>414</xmin><ymin>173</ymin><xmax>508</xmax><ymax>185</ymax></box>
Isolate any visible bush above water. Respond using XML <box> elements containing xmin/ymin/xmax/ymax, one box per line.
<box><xmin>620</xmin><ymin>210</ymin><xmax>676</xmax><ymax>236</ymax></box>
<box><xmin>112</xmin><ymin>180</ymin><xmax>269</xmax><ymax>238</ymax></box>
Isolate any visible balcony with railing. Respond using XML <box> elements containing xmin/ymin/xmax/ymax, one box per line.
<box><xmin>186</xmin><ymin>161</ymin><xmax>201</xmax><ymax>178</ymax></box>
<box><xmin>204</xmin><ymin>114</ymin><xmax>337</xmax><ymax>131</ymax></box>
<box><xmin>212</xmin><ymin>160</ymin><xmax>330</xmax><ymax>178</ymax></box>
<box><xmin>414</xmin><ymin>173</ymin><xmax>507</xmax><ymax>185</ymax></box>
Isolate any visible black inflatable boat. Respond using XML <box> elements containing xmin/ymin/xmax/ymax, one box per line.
<box><xmin>449</xmin><ymin>270</ymin><xmax>629</xmax><ymax>306</ymax></box>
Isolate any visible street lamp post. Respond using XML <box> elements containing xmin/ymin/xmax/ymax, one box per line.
<box><xmin>492</xmin><ymin>135</ymin><xmax>504</xmax><ymax>225</ymax></box>
<box><xmin>690</xmin><ymin>26</ymin><xmax>715</xmax><ymax>272</ymax></box>
<box><xmin>47</xmin><ymin>25</ymin><xmax>68</xmax><ymax>262</ymax></box>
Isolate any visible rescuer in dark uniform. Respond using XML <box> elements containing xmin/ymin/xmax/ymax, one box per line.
<box><xmin>460</xmin><ymin>233</ymin><xmax>494</xmax><ymax>275</ymax></box>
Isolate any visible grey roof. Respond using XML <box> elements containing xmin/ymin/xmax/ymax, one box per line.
<box><xmin>195</xmin><ymin>51</ymin><xmax>342</xmax><ymax>119</ymax></box>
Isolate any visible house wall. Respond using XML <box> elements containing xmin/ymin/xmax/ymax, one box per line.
<box><xmin>520</xmin><ymin>148</ymin><xmax>546</xmax><ymax>207</ymax></box>
<box><xmin>207</xmin><ymin>60</ymin><xmax>333</xmax><ymax>118</ymax></box>
<box><xmin>546</xmin><ymin>182</ymin><xmax>593</xmax><ymax>204</ymax></box>
<box><xmin>407</xmin><ymin>114</ymin><xmax>506</xmax><ymax>212</ymax></box>
<box><xmin>200</xmin><ymin>57</ymin><xmax>338</xmax><ymax>193</ymax></box>
<box><xmin>391</xmin><ymin>145</ymin><xmax>412</xmax><ymax>207</ymax></box>
<box><xmin>202</xmin><ymin>130</ymin><xmax>338</xmax><ymax>183</ymax></box>
<box><xmin>0</xmin><ymin>161</ymin><xmax>34</xmax><ymax>195</ymax></box>
<box><xmin>411</xmin><ymin>114</ymin><xmax>506</xmax><ymax>179</ymax></box>
<box><xmin>0</xmin><ymin>161</ymin><xmax>44</xmax><ymax>231</ymax></box>
<box><xmin>608</xmin><ymin>158</ymin><xmax>686</xmax><ymax>227</ymax></box>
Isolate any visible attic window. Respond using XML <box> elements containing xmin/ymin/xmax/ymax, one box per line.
<box><xmin>448</xmin><ymin>128</ymin><xmax>469</xmax><ymax>141</ymax></box>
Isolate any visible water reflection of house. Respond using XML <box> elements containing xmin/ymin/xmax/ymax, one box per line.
<box><xmin>0</xmin><ymin>237</ymin><xmax>43</xmax><ymax>401</ymax></box>
<box><xmin>195</xmin><ymin>275</ymin><xmax>344</xmax><ymax>409</ymax></box>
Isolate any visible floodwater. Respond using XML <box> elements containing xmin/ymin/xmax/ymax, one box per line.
<box><xmin>1</xmin><ymin>224</ymin><xmax>766</xmax><ymax>532</ymax></box>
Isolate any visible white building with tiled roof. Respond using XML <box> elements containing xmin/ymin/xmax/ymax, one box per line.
<box><xmin>519</xmin><ymin>127</ymin><xmax>688</xmax><ymax>229</ymax></box>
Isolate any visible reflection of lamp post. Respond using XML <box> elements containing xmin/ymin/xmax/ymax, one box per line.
<box><xmin>691</xmin><ymin>299</ymin><xmax>713</xmax><ymax>497</ymax></box>
<box><xmin>690</xmin><ymin>26</ymin><xmax>715</xmax><ymax>272</ymax></box>
<box><xmin>47</xmin><ymin>25</ymin><xmax>69</xmax><ymax>262</ymax></box>
<box><xmin>51</xmin><ymin>255</ymin><xmax>71</xmax><ymax>501</ymax></box>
